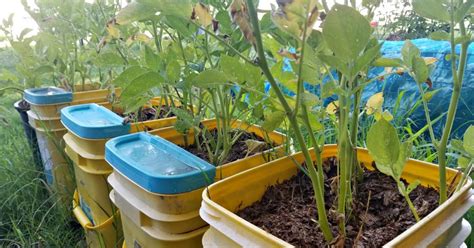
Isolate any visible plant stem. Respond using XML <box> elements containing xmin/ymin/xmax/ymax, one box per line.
<box><xmin>245</xmin><ymin>0</ymin><xmax>333</xmax><ymax>242</ymax></box>
<box><xmin>416</xmin><ymin>82</ymin><xmax>438</xmax><ymax>147</ymax></box>
<box><xmin>399</xmin><ymin>182</ymin><xmax>420</xmax><ymax>222</ymax></box>
<box><xmin>189</xmin><ymin>21</ymin><xmax>255</xmax><ymax>65</ymax></box>
<box><xmin>437</xmin><ymin>11</ymin><xmax>469</xmax><ymax>204</ymax></box>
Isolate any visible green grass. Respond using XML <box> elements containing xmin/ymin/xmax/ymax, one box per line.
<box><xmin>0</xmin><ymin>95</ymin><xmax>84</xmax><ymax>247</ymax></box>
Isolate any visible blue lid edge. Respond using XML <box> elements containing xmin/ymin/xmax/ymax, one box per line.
<box><xmin>24</xmin><ymin>87</ymin><xmax>73</xmax><ymax>105</ymax></box>
<box><xmin>61</xmin><ymin>103</ymin><xmax>131</xmax><ymax>139</ymax></box>
<box><xmin>105</xmin><ymin>132</ymin><xmax>216</xmax><ymax>194</ymax></box>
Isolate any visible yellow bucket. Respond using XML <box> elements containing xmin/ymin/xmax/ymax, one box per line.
<box><xmin>62</xmin><ymin>108</ymin><xmax>179</xmax><ymax>247</ymax></box>
<box><xmin>200</xmin><ymin>145</ymin><xmax>474</xmax><ymax>247</ymax></box>
<box><xmin>108</xmin><ymin>171</ymin><xmax>206</xmax><ymax>234</ymax></box>
<box><xmin>148</xmin><ymin>119</ymin><xmax>288</xmax><ymax>180</ymax></box>
<box><xmin>104</xmin><ymin>119</ymin><xmax>286</xmax><ymax>247</ymax></box>
<box><xmin>73</xmin><ymin>190</ymin><xmax>123</xmax><ymax>248</ymax></box>
<box><xmin>35</xmin><ymin>127</ymin><xmax>74</xmax><ymax>203</ymax></box>
<box><xmin>28</xmin><ymin>85</ymin><xmax>119</xmax><ymax>119</ymax></box>
<box><xmin>109</xmin><ymin>190</ymin><xmax>208</xmax><ymax>248</ymax></box>
<box><xmin>27</xmin><ymin>111</ymin><xmax>63</xmax><ymax>130</ymax></box>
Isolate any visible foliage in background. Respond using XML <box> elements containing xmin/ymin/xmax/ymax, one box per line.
<box><xmin>374</xmin><ymin>0</ymin><xmax>450</xmax><ymax>40</ymax></box>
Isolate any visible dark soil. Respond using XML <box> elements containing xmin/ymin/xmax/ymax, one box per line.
<box><xmin>184</xmin><ymin>129</ymin><xmax>273</xmax><ymax>165</ymax></box>
<box><xmin>237</xmin><ymin>157</ymin><xmax>439</xmax><ymax>247</ymax></box>
<box><xmin>124</xmin><ymin>106</ymin><xmax>175</xmax><ymax>122</ymax></box>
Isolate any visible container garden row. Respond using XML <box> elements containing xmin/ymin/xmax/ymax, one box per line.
<box><xmin>20</xmin><ymin>81</ymin><xmax>288</xmax><ymax>247</ymax></box>
<box><xmin>10</xmin><ymin>0</ymin><xmax>474</xmax><ymax>247</ymax></box>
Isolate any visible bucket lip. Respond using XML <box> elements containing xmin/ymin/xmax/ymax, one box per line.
<box><xmin>13</xmin><ymin>99</ymin><xmax>30</xmax><ymax>112</ymax></box>
<box><xmin>105</xmin><ymin>132</ymin><xmax>216</xmax><ymax>194</ymax></box>
<box><xmin>201</xmin><ymin>145</ymin><xmax>474</xmax><ymax>247</ymax></box>
<box><xmin>60</xmin><ymin>103</ymin><xmax>130</xmax><ymax>139</ymax></box>
<box><xmin>24</xmin><ymin>87</ymin><xmax>73</xmax><ymax>105</ymax></box>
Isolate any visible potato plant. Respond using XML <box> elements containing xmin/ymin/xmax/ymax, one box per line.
<box><xmin>114</xmin><ymin>1</ymin><xmax>273</xmax><ymax>166</ymax></box>
<box><xmin>111</xmin><ymin>0</ymin><xmax>461</xmax><ymax>243</ymax></box>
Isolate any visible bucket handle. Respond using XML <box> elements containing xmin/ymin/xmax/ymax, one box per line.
<box><xmin>72</xmin><ymin>189</ymin><xmax>119</xmax><ymax>231</ymax></box>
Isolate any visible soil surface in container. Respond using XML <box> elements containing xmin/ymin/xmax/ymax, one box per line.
<box><xmin>237</xmin><ymin>157</ymin><xmax>439</xmax><ymax>247</ymax></box>
<box><xmin>184</xmin><ymin>129</ymin><xmax>274</xmax><ymax>165</ymax></box>
<box><xmin>122</xmin><ymin>106</ymin><xmax>175</xmax><ymax>122</ymax></box>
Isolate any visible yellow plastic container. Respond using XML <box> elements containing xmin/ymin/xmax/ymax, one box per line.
<box><xmin>63</xmin><ymin>110</ymin><xmax>179</xmax><ymax>247</ymax></box>
<box><xmin>28</xmin><ymin>86</ymin><xmax>120</xmax><ymax>119</ymax></box>
<box><xmin>108</xmin><ymin>171</ymin><xmax>206</xmax><ymax>234</ymax></box>
<box><xmin>27</xmin><ymin>111</ymin><xmax>63</xmax><ymax>130</ymax></box>
<box><xmin>149</xmin><ymin>119</ymin><xmax>288</xmax><ymax>180</ymax></box>
<box><xmin>104</xmin><ymin>119</ymin><xmax>287</xmax><ymax>247</ymax></box>
<box><xmin>109</xmin><ymin>190</ymin><xmax>208</xmax><ymax>248</ymax></box>
<box><xmin>35</xmin><ymin>127</ymin><xmax>74</xmax><ymax>203</ymax></box>
<box><xmin>200</xmin><ymin>145</ymin><xmax>474</xmax><ymax>247</ymax></box>
<box><xmin>73</xmin><ymin>190</ymin><xmax>123</xmax><ymax>248</ymax></box>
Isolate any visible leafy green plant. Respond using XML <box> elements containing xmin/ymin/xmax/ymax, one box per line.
<box><xmin>111</xmin><ymin>0</ymin><xmax>471</xmax><ymax>245</ymax></box>
<box><xmin>114</xmin><ymin>0</ymin><xmax>275</xmax><ymax>166</ymax></box>
<box><xmin>367</xmin><ymin>118</ymin><xmax>421</xmax><ymax>221</ymax></box>
<box><xmin>409</xmin><ymin>0</ymin><xmax>473</xmax><ymax>203</ymax></box>
<box><xmin>377</xmin><ymin>0</ymin><xmax>450</xmax><ymax>40</ymax></box>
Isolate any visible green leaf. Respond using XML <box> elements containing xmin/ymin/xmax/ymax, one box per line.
<box><xmin>123</xmin><ymin>71</ymin><xmax>164</xmax><ymax>98</ymax></box>
<box><xmin>454</xmin><ymin>35</ymin><xmax>472</xmax><ymax>45</ymax></box>
<box><xmin>164</xmin><ymin>15</ymin><xmax>196</xmax><ymax>37</ymax></box>
<box><xmin>372</xmin><ymin>57</ymin><xmax>403</xmax><ymax>67</ymax></box>
<box><xmin>406</xmin><ymin>179</ymin><xmax>421</xmax><ymax>194</ymax></box>
<box><xmin>144</xmin><ymin>46</ymin><xmax>160</xmax><ymax>70</ymax></box>
<box><xmin>33</xmin><ymin>65</ymin><xmax>54</xmax><ymax>76</ymax></box>
<box><xmin>322</xmin><ymin>81</ymin><xmax>336</xmax><ymax>98</ymax></box>
<box><xmin>412</xmin><ymin>57</ymin><xmax>429</xmax><ymax>84</ymax></box>
<box><xmin>454</xmin><ymin>0</ymin><xmax>474</xmax><ymax>23</ymax></box>
<box><xmin>412</xmin><ymin>0</ymin><xmax>450</xmax><ymax>23</ymax></box>
<box><xmin>215</xmin><ymin>10</ymin><xmax>232</xmax><ymax>34</ymax></box>
<box><xmin>115</xmin><ymin>2</ymin><xmax>158</xmax><ymax>25</ymax></box>
<box><xmin>393</xmin><ymin>141</ymin><xmax>412</xmax><ymax>180</ymax></box>
<box><xmin>220</xmin><ymin>55</ymin><xmax>245</xmax><ymax>82</ymax></box>
<box><xmin>19</xmin><ymin>28</ymin><xmax>33</xmax><ymax>39</ymax></box>
<box><xmin>172</xmin><ymin>107</ymin><xmax>194</xmax><ymax>134</ymax></box>
<box><xmin>322</xmin><ymin>4</ymin><xmax>371</xmax><ymax>62</ymax></box>
<box><xmin>451</xmin><ymin>139</ymin><xmax>466</xmax><ymax>153</ymax></box>
<box><xmin>262</xmin><ymin>110</ymin><xmax>286</xmax><ymax>132</ymax></box>
<box><xmin>114</xmin><ymin>66</ymin><xmax>149</xmax><ymax>88</ymax></box>
<box><xmin>193</xmin><ymin>69</ymin><xmax>231</xmax><ymax>88</ymax></box>
<box><xmin>166</xmin><ymin>60</ymin><xmax>181</xmax><ymax>83</ymax></box>
<box><xmin>463</xmin><ymin>125</ymin><xmax>474</xmax><ymax>156</ymax></box>
<box><xmin>458</xmin><ymin>156</ymin><xmax>471</xmax><ymax>169</ymax></box>
<box><xmin>301</xmin><ymin>92</ymin><xmax>319</xmax><ymax>106</ymax></box>
<box><xmin>318</xmin><ymin>55</ymin><xmax>350</xmax><ymax>76</ymax></box>
<box><xmin>367</xmin><ymin>118</ymin><xmax>401</xmax><ymax>179</ymax></box>
<box><xmin>401</xmin><ymin>40</ymin><xmax>420</xmax><ymax>67</ymax></box>
<box><xmin>95</xmin><ymin>52</ymin><xmax>125</xmax><ymax>67</ymax></box>
<box><xmin>137</xmin><ymin>0</ymin><xmax>193</xmax><ymax>19</ymax></box>
<box><xmin>353</xmin><ymin>42</ymin><xmax>381</xmax><ymax>74</ymax></box>
<box><xmin>430</xmin><ymin>31</ymin><xmax>449</xmax><ymax>41</ymax></box>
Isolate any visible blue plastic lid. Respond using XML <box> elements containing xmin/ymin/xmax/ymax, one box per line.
<box><xmin>24</xmin><ymin>87</ymin><xmax>73</xmax><ymax>105</ymax></box>
<box><xmin>61</xmin><ymin>103</ymin><xmax>130</xmax><ymax>139</ymax></box>
<box><xmin>105</xmin><ymin>132</ymin><xmax>216</xmax><ymax>194</ymax></box>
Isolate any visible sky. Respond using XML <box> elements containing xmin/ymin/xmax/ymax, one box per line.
<box><xmin>0</xmin><ymin>0</ymin><xmax>38</xmax><ymax>38</ymax></box>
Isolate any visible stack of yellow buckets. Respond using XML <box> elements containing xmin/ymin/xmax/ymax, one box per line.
<box><xmin>105</xmin><ymin>132</ymin><xmax>215</xmax><ymax>248</ymax></box>
<box><xmin>60</xmin><ymin>102</ymin><xmax>180</xmax><ymax>247</ymax></box>
<box><xmin>23</xmin><ymin>85</ymin><xmax>118</xmax><ymax>204</ymax></box>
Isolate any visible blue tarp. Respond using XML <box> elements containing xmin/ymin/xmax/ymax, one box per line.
<box><xmin>368</xmin><ymin>39</ymin><xmax>474</xmax><ymax>137</ymax></box>
<box><xmin>268</xmin><ymin>39</ymin><xmax>473</xmax><ymax>137</ymax></box>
